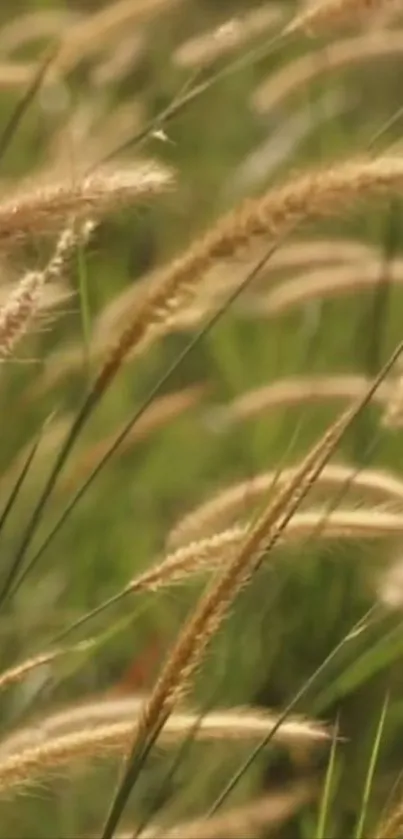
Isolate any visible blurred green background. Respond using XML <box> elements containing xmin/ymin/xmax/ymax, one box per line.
<box><xmin>0</xmin><ymin>1</ymin><xmax>403</xmax><ymax>836</ymax></box>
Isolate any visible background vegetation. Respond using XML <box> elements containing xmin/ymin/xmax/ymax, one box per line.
<box><xmin>0</xmin><ymin>0</ymin><xmax>403</xmax><ymax>836</ymax></box>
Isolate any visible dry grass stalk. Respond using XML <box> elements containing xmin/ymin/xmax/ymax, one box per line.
<box><xmin>285</xmin><ymin>0</ymin><xmax>396</xmax><ymax>35</ymax></box>
<box><xmin>129</xmin><ymin>507</ymin><xmax>403</xmax><ymax>597</ymax></box>
<box><xmin>208</xmin><ymin>375</ymin><xmax>392</xmax><ymax>428</ymax></box>
<box><xmin>130</xmin><ymin>526</ymin><xmax>246</xmax><ymax>592</ymax></box>
<box><xmin>253</xmin><ymin>31</ymin><xmax>403</xmax><ymax>114</ymax></box>
<box><xmin>247</xmin><ymin>260</ymin><xmax>403</xmax><ymax>318</ymax></box>
<box><xmin>169</xmin><ymin>463</ymin><xmax>403</xmax><ymax>546</ymax></box>
<box><xmin>0</xmin><ymin>708</ymin><xmax>328</xmax><ymax>792</ymax></box>
<box><xmin>128</xmin><ymin>363</ymin><xmax>397</xmax><ymax>770</ymax></box>
<box><xmin>0</xmin><ymin>649</ymin><xmax>62</xmax><ymax>693</ymax></box>
<box><xmin>0</xmin><ymin>220</ymin><xmax>93</xmax><ymax>359</ymax></box>
<box><xmin>0</xmin><ymin>162</ymin><xmax>172</xmax><ymax>247</ymax></box>
<box><xmin>94</xmin><ymin>237</ymin><xmax>374</xmax><ymax>346</ymax></box>
<box><xmin>174</xmin><ymin>6</ymin><xmax>284</xmax><ymax>69</ymax></box>
<box><xmin>139</xmin><ymin>782</ymin><xmax>315</xmax><ymax>839</ymax></box>
<box><xmin>93</xmin><ymin>241</ymin><xmax>376</xmax><ymax>354</ymax></box>
<box><xmin>95</xmin><ymin>155</ymin><xmax>403</xmax><ymax>400</ymax></box>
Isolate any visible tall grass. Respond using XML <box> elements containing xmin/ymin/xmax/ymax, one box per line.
<box><xmin>0</xmin><ymin>0</ymin><xmax>403</xmax><ymax>837</ymax></box>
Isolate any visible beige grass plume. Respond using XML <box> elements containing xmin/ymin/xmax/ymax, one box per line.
<box><xmin>208</xmin><ymin>375</ymin><xmax>392</xmax><ymax>428</ymax></box>
<box><xmin>126</xmin><ymin>507</ymin><xmax>403</xmax><ymax>597</ymax></box>
<box><xmin>0</xmin><ymin>705</ymin><xmax>328</xmax><ymax>792</ymax></box>
<box><xmin>0</xmin><ymin>162</ymin><xmax>172</xmax><ymax>247</ymax></box>
<box><xmin>138</xmin><ymin>782</ymin><xmax>315</xmax><ymax>839</ymax></box>
<box><xmin>0</xmin><ymin>649</ymin><xmax>61</xmax><ymax>694</ymax></box>
<box><xmin>169</xmin><ymin>463</ymin><xmax>403</xmax><ymax>546</ymax></box>
<box><xmin>92</xmin><ymin>237</ymin><xmax>374</xmax><ymax>347</ymax></box>
<box><xmin>122</xmin><ymin>350</ymin><xmax>401</xmax><ymax>783</ymax></box>
<box><xmin>285</xmin><ymin>0</ymin><xmax>396</xmax><ymax>35</ymax></box>
<box><xmin>174</xmin><ymin>6</ymin><xmax>284</xmax><ymax>69</ymax></box>
<box><xmin>94</xmin><ymin>155</ymin><xmax>403</xmax><ymax>402</ymax></box>
<box><xmin>248</xmin><ymin>260</ymin><xmax>403</xmax><ymax>318</ymax></box>
<box><xmin>253</xmin><ymin>31</ymin><xmax>403</xmax><ymax>116</ymax></box>
<box><xmin>0</xmin><ymin>220</ymin><xmax>94</xmax><ymax>359</ymax></box>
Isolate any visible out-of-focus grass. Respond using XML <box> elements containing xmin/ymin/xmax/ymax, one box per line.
<box><xmin>0</xmin><ymin>1</ymin><xmax>403</xmax><ymax>837</ymax></box>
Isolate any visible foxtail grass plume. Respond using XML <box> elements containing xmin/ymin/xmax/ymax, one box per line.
<box><xmin>253</xmin><ymin>32</ymin><xmax>403</xmax><ymax>115</ymax></box>
<box><xmin>131</xmin><ymin>507</ymin><xmax>403</xmax><ymax>595</ymax></box>
<box><xmin>117</xmin><ymin>353</ymin><xmax>402</xmax><ymax>817</ymax></box>
<box><xmin>0</xmin><ymin>162</ymin><xmax>172</xmax><ymax>247</ymax></box>
<box><xmin>139</xmin><ymin>782</ymin><xmax>315</xmax><ymax>839</ymax></box>
<box><xmin>0</xmin><ymin>706</ymin><xmax>328</xmax><ymax>793</ymax></box>
<box><xmin>249</xmin><ymin>260</ymin><xmax>403</xmax><ymax>318</ymax></box>
<box><xmin>174</xmin><ymin>6</ymin><xmax>284</xmax><ymax>69</ymax></box>
<box><xmin>169</xmin><ymin>463</ymin><xmax>403</xmax><ymax>546</ymax></box>
<box><xmin>285</xmin><ymin>0</ymin><xmax>396</xmax><ymax>35</ymax></box>
<box><xmin>96</xmin><ymin>156</ymin><xmax>403</xmax><ymax>401</ymax></box>
<box><xmin>208</xmin><ymin>375</ymin><xmax>392</xmax><ymax>429</ymax></box>
<box><xmin>0</xmin><ymin>221</ymin><xmax>94</xmax><ymax>359</ymax></box>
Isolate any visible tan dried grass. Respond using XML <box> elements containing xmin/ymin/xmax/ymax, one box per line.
<box><xmin>0</xmin><ymin>706</ymin><xmax>328</xmax><ymax>792</ymax></box>
<box><xmin>0</xmin><ymin>221</ymin><xmax>93</xmax><ymax>359</ymax></box>
<box><xmin>128</xmin><ymin>507</ymin><xmax>403</xmax><ymax>597</ymax></box>
<box><xmin>169</xmin><ymin>463</ymin><xmax>403</xmax><ymax>546</ymax></box>
<box><xmin>0</xmin><ymin>162</ymin><xmax>172</xmax><ymax>247</ymax></box>
<box><xmin>253</xmin><ymin>31</ymin><xmax>403</xmax><ymax>115</ymax></box>
<box><xmin>0</xmin><ymin>649</ymin><xmax>62</xmax><ymax>694</ymax></box>
<box><xmin>125</xmin><ymin>354</ymin><xmax>401</xmax><ymax>771</ymax></box>
<box><xmin>248</xmin><ymin>260</ymin><xmax>403</xmax><ymax>318</ymax></box>
<box><xmin>94</xmin><ymin>155</ymin><xmax>403</xmax><ymax>399</ymax></box>
<box><xmin>93</xmin><ymin>237</ymin><xmax>375</xmax><ymax>347</ymax></box>
<box><xmin>286</xmin><ymin>0</ymin><xmax>396</xmax><ymax>35</ymax></box>
<box><xmin>174</xmin><ymin>6</ymin><xmax>284</xmax><ymax>69</ymax></box>
<box><xmin>139</xmin><ymin>782</ymin><xmax>315</xmax><ymax>839</ymax></box>
<box><xmin>209</xmin><ymin>375</ymin><xmax>392</xmax><ymax>428</ymax></box>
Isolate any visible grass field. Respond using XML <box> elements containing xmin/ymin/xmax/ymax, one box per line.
<box><xmin>0</xmin><ymin>1</ymin><xmax>403</xmax><ymax>836</ymax></box>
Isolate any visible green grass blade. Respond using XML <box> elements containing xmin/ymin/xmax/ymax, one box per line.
<box><xmin>354</xmin><ymin>692</ymin><xmax>390</xmax><ymax>839</ymax></box>
<box><xmin>315</xmin><ymin>716</ymin><xmax>340</xmax><ymax>839</ymax></box>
